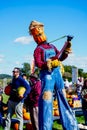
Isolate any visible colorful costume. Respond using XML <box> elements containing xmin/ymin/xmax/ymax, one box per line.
<box><xmin>29</xmin><ymin>21</ymin><xmax>79</xmax><ymax>130</ymax></box>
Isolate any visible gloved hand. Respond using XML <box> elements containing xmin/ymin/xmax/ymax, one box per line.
<box><xmin>47</xmin><ymin>59</ymin><xmax>61</xmax><ymax>71</ymax></box>
<box><xmin>52</xmin><ymin>60</ymin><xmax>65</xmax><ymax>75</ymax></box>
<box><xmin>51</xmin><ymin>59</ymin><xmax>61</xmax><ymax>68</ymax></box>
<box><xmin>67</xmin><ymin>35</ymin><xmax>73</xmax><ymax>42</ymax></box>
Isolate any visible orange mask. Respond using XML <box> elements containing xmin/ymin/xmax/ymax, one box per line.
<box><xmin>31</xmin><ymin>27</ymin><xmax>47</xmax><ymax>44</ymax></box>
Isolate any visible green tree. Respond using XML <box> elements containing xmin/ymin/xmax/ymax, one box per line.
<box><xmin>20</xmin><ymin>62</ymin><xmax>40</xmax><ymax>78</ymax></box>
<box><xmin>64</xmin><ymin>65</ymin><xmax>87</xmax><ymax>79</ymax></box>
<box><xmin>83</xmin><ymin>72</ymin><xmax>87</xmax><ymax>79</ymax></box>
<box><xmin>20</xmin><ymin>62</ymin><xmax>31</xmax><ymax>77</ymax></box>
<box><xmin>0</xmin><ymin>74</ymin><xmax>12</xmax><ymax>79</ymax></box>
<box><xmin>64</xmin><ymin>65</ymin><xmax>72</xmax><ymax>73</ymax></box>
<box><xmin>78</xmin><ymin>68</ymin><xmax>84</xmax><ymax>77</ymax></box>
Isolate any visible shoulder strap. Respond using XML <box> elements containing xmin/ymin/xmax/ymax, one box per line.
<box><xmin>38</xmin><ymin>45</ymin><xmax>45</xmax><ymax>51</ymax></box>
<box><xmin>38</xmin><ymin>44</ymin><xmax>55</xmax><ymax>50</ymax></box>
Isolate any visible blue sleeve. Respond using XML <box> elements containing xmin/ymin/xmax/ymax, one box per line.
<box><xmin>24</xmin><ymin>81</ymin><xmax>31</xmax><ymax>98</ymax></box>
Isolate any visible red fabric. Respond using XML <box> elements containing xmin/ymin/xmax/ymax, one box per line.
<box><xmin>28</xmin><ymin>80</ymin><xmax>41</xmax><ymax>107</ymax></box>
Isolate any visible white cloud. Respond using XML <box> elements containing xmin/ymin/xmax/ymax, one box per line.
<box><xmin>14</xmin><ymin>36</ymin><xmax>34</xmax><ymax>44</ymax></box>
<box><xmin>63</xmin><ymin>53</ymin><xmax>87</xmax><ymax>72</ymax></box>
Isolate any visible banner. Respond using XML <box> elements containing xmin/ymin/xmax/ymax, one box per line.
<box><xmin>72</xmin><ymin>67</ymin><xmax>78</xmax><ymax>87</ymax></box>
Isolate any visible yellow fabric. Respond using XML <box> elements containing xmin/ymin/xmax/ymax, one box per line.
<box><xmin>47</xmin><ymin>59</ymin><xmax>64</xmax><ymax>75</ymax></box>
<box><xmin>52</xmin><ymin>60</ymin><xmax>65</xmax><ymax>75</ymax></box>
<box><xmin>51</xmin><ymin>59</ymin><xmax>61</xmax><ymax>67</ymax></box>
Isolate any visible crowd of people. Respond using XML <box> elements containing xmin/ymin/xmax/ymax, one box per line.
<box><xmin>0</xmin><ymin>70</ymin><xmax>86</xmax><ymax>130</ymax></box>
<box><xmin>0</xmin><ymin>74</ymin><xmax>87</xmax><ymax>130</ymax></box>
<box><xmin>0</xmin><ymin>20</ymin><xmax>87</xmax><ymax>130</ymax></box>
<box><xmin>0</xmin><ymin>67</ymin><xmax>42</xmax><ymax>130</ymax></box>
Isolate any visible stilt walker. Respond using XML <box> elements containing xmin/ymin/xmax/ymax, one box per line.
<box><xmin>29</xmin><ymin>20</ymin><xmax>79</xmax><ymax>130</ymax></box>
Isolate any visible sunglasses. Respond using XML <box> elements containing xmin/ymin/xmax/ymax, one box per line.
<box><xmin>12</xmin><ymin>71</ymin><xmax>19</xmax><ymax>73</ymax></box>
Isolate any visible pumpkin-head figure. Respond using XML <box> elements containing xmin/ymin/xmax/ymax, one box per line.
<box><xmin>29</xmin><ymin>20</ymin><xmax>47</xmax><ymax>44</ymax></box>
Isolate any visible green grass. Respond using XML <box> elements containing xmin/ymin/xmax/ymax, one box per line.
<box><xmin>53</xmin><ymin>120</ymin><xmax>63</xmax><ymax>130</ymax></box>
<box><xmin>2</xmin><ymin>93</ymin><xmax>9</xmax><ymax>104</ymax></box>
<box><xmin>76</xmin><ymin>115</ymin><xmax>85</xmax><ymax>124</ymax></box>
<box><xmin>0</xmin><ymin>126</ymin><xmax>13</xmax><ymax>130</ymax></box>
<box><xmin>52</xmin><ymin>115</ymin><xmax>85</xmax><ymax>130</ymax></box>
<box><xmin>0</xmin><ymin>126</ymin><xmax>4</xmax><ymax>130</ymax></box>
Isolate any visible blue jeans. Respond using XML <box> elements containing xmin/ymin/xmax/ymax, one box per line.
<box><xmin>39</xmin><ymin>67</ymin><xmax>79</xmax><ymax>130</ymax></box>
<box><xmin>4</xmin><ymin>100</ymin><xmax>23</xmax><ymax>130</ymax></box>
<box><xmin>0</xmin><ymin>113</ymin><xmax>3</xmax><ymax>125</ymax></box>
<box><xmin>56</xmin><ymin>89</ymin><xmax>79</xmax><ymax>130</ymax></box>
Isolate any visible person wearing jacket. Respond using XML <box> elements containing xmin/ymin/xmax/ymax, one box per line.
<box><xmin>4</xmin><ymin>67</ymin><xmax>31</xmax><ymax>130</ymax></box>
<box><xmin>29</xmin><ymin>20</ymin><xmax>79</xmax><ymax>130</ymax></box>
<box><xmin>25</xmin><ymin>73</ymin><xmax>41</xmax><ymax>130</ymax></box>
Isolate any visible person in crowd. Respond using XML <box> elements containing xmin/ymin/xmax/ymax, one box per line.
<box><xmin>24</xmin><ymin>73</ymin><xmax>41</xmax><ymax>130</ymax></box>
<box><xmin>4</xmin><ymin>67</ymin><xmax>31</xmax><ymax>130</ymax></box>
<box><xmin>0</xmin><ymin>94</ymin><xmax>7</xmax><ymax>126</ymax></box>
<box><xmin>28</xmin><ymin>20</ymin><xmax>79</xmax><ymax>130</ymax></box>
<box><xmin>76</xmin><ymin>77</ymin><xmax>84</xmax><ymax>100</ymax></box>
<box><xmin>81</xmin><ymin>78</ymin><xmax>87</xmax><ymax>125</ymax></box>
<box><xmin>0</xmin><ymin>94</ymin><xmax>4</xmax><ymax>124</ymax></box>
<box><xmin>0</xmin><ymin>87</ymin><xmax>3</xmax><ymax>94</ymax></box>
<box><xmin>22</xmin><ymin>73</ymin><xmax>29</xmax><ymax>85</ymax></box>
<box><xmin>64</xmin><ymin>78</ymin><xmax>70</xmax><ymax>90</ymax></box>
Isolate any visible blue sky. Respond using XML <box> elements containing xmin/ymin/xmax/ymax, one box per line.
<box><xmin>0</xmin><ymin>0</ymin><xmax>87</xmax><ymax>75</ymax></box>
